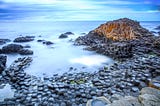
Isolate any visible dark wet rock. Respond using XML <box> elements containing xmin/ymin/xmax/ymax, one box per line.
<box><xmin>59</xmin><ymin>34</ymin><xmax>68</xmax><ymax>39</ymax></box>
<box><xmin>59</xmin><ymin>32</ymin><xmax>74</xmax><ymax>39</ymax></box>
<box><xmin>155</xmin><ymin>25</ymin><xmax>160</xmax><ymax>30</ymax></box>
<box><xmin>64</xmin><ymin>32</ymin><xmax>74</xmax><ymax>35</ymax></box>
<box><xmin>14</xmin><ymin>36</ymin><xmax>34</xmax><ymax>42</ymax></box>
<box><xmin>43</xmin><ymin>41</ymin><xmax>54</xmax><ymax>45</ymax></box>
<box><xmin>0</xmin><ymin>39</ymin><xmax>11</xmax><ymax>45</ymax></box>
<box><xmin>37</xmin><ymin>39</ymin><xmax>45</xmax><ymax>42</ymax></box>
<box><xmin>19</xmin><ymin>49</ymin><xmax>33</xmax><ymax>55</ymax></box>
<box><xmin>37</xmin><ymin>40</ymin><xmax>54</xmax><ymax>45</ymax></box>
<box><xmin>0</xmin><ymin>44</ymin><xmax>33</xmax><ymax>55</ymax></box>
<box><xmin>0</xmin><ymin>55</ymin><xmax>7</xmax><ymax>73</ymax></box>
<box><xmin>1</xmin><ymin>44</ymin><xmax>23</xmax><ymax>53</ymax></box>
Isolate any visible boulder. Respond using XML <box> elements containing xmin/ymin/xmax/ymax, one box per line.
<box><xmin>59</xmin><ymin>34</ymin><xmax>68</xmax><ymax>39</ymax></box>
<box><xmin>0</xmin><ymin>55</ymin><xmax>7</xmax><ymax>73</ymax></box>
<box><xmin>64</xmin><ymin>32</ymin><xmax>74</xmax><ymax>35</ymax></box>
<box><xmin>59</xmin><ymin>32</ymin><xmax>74</xmax><ymax>39</ymax></box>
<box><xmin>1</xmin><ymin>44</ymin><xmax>23</xmax><ymax>53</ymax></box>
<box><xmin>108</xmin><ymin>96</ymin><xmax>141</xmax><ymax>106</ymax></box>
<box><xmin>1</xmin><ymin>44</ymin><xmax>33</xmax><ymax>55</ymax></box>
<box><xmin>14</xmin><ymin>36</ymin><xmax>34</xmax><ymax>42</ymax></box>
<box><xmin>0</xmin><ymin>39</ymin><xmax>11</xmax><ymax>45</ymax></box>
<box><xmin>139</xmin><ymin>87</ymin><xmax>160</xmax><ymax>106</ymax></box>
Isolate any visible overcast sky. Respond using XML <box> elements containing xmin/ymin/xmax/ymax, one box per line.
<box><xmin>0</xmin><ymin>0</ymin><xmax>160</xmax><ymax>21</ymax></box>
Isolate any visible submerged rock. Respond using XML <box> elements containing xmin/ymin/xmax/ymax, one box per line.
<box><xmin>14</xmin><ymin>36</ymin><xmax>34</xmax><ymax>42</ymax></box>
<box><xmin>19</xmin><ymin>49</ymin><xmax>33</xmax><ymax>55</ymax></box>
<box><xmin>0</xmin><ymin>39</ymin><xmax>11</xmax><ymax>45</ymax></box>
<box><xmin>59</xmin><ymin>32</ymin><xmax>74</xmax><ymax>39</ymax></box>
<box><xmin>155</xmin><ymin>25</ymin><xmax>160</xmax><ymax>30</ymax></box>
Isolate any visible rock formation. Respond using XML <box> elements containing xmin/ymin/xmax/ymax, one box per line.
<box><xmin>90</xmin><ymin>18</ymin><xmax>153</xmax><ymax>41</ymax></box>
<box><xmin>75</xmin><ymin>18</ymin><xmax>155</xmax><ymax>59</ymax></box>
<box><xmin>0</xmin><ymin>44</ymin><xmax>33</xmax><ymax>55</ymax></box>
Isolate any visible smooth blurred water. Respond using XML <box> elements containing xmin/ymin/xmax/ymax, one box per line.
<box><xmin>0</xmin><ymin>21</ymin><xmax>160</xmax><ymax>77</ymax></box>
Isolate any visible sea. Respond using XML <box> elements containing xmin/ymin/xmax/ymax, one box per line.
<box><xmin>0</xmin><ymin>20</ymin><xmax>160</xmax><ymax>77</ymax></box>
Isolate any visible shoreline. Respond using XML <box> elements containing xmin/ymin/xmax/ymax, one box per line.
<box><xmin>0</xmin><ymin>19</ymin><xmax>160</xmax><ymax>105</ymax></box>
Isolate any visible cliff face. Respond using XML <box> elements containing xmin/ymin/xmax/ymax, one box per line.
<box><xmin>90</xmin><ymin>18</ymin><xmax>153</xmax><ymax>41</ymax></box>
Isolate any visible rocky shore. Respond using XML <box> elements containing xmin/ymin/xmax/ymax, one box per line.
<box><xmin>0</xmin><ymin>18</ymin><xmax>160</xmax><ymax>106</ymax></box>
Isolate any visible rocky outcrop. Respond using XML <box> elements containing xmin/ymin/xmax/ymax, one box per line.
<box><xmin>75</xmin><ymin>18</ymin><xmax>155</xmax><ymax>59</ymax></box>
<box><xmin>59</xmin><ymin>32</ymin><xmax>74</xmax><ymax>39</ymax></box>
<box><xmin>0</xmin><ymin>55</ymin><xmax>7</xmax><ymax>74</ymax></box>
<box><xmin>14</xmin><ymin>36</ymin><xmax>35</xmax><ymax>42</ymax></box>
<box><xmin>0</xmin><ymin>44</ymin><xmax>33</xmax><ymax>55</ymax></box>
<box><xmin>90</xmin><ymin>18</ymin><xmax>153</xmax><ymax>41</ymax></box>
<box><xmin>87</xmin><ymin>87</ymin><xmax>160</xmax><ymax>106</ymax></box>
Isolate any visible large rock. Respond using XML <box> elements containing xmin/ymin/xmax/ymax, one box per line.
<box><xmin>0</xmin><ymin>55</ymin><xmax>7</xmax><ymax>73</ymax></box>
<box><xmin>108</xmin><ymin>96</ymin><xmax>141</xmax><ymax>106</ymax></box>
<box><xmin>1</xmin><ymin>44</ymin><xmax>23</xmax><ymax>53</ymax></box>
<box><xmin>90</xmin><ymin>18</ymin><xmax>153</xmax><ymax>41</ymax></box>
<box><xmin>0</xmin><ymin>44</ymin><xmax>33</xmax><ymax>55</ymax></box>
<box><xmin>75</xmin><ymin>18</ymin><xmax>154</xmax><ymax>59</ymax></box>
<box><xmin>138</xmin><ymin>87</ymin><xmax>160</xmax><ymax>106</ymax></box>
<box><xmin>14</xmin><ymin>36</ymin><xmax>34</xmax><ymax>42</ymax></box>
<box><xmin>59</xmin><ymin>32</ymin><xmax>74</xmax><ymax>39</ymax></box>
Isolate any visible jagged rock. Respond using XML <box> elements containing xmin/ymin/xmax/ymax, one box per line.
<box><xmin>90</xmin><ymin>18</ymin><xmax>153</xmax><ymax>41</ymax></box>
<box><xmin>14</xmin><ymin>36</ymin><xmax>34</xmax><ymax>42</ymax></box>
<box><xmin>0</xmin><ymin>39</ymin><xmax>11</xmax><ymax>45</ymax></box>
<box><xmin>139</xmin><ymin>87</ymin><xmax>160</xmax><ymax>106</ymax></box>
<box><xmin>1</xmin><ymin>44</ymin><xmax>23</xmax><ymax>53</ymax></box>
<box><xmin>0</xmin><ymin>55</ymin><xmax>7</xmax><ymax>73</ymax></box>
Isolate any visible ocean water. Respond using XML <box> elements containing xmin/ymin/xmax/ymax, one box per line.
<box><xmin>0</xmin><ymin>21</ymin><xmax>160</xmax><ymax>77</ymax></box>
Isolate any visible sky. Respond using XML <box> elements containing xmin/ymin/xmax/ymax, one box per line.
<box><xmin>0</xmin><ymin>0</ymin><xmax>160</xmax><ymax>21</ymax></box>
